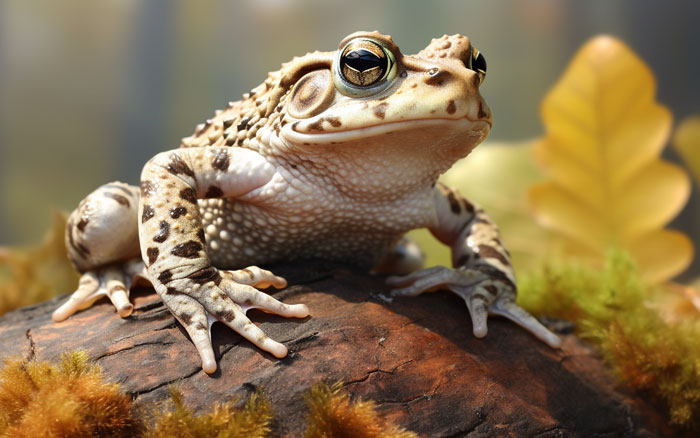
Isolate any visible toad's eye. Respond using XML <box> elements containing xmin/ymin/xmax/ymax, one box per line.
<box><xmin>334</xmin><ymin>38</ymin><xmax>397</xmax><ymax>96</ymax></box>
<box><xmin>470</xmin><ymin>48</ymin><xmax>487</xmax><ymax>84</ymax></box>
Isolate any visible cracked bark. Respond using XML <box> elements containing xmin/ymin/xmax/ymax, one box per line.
<box><xmin>0</xmin><ymin>261</ymin><xmax>679</xmax><ymax>437</ymax></box>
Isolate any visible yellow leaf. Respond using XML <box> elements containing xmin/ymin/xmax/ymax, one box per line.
<box><xmin>627</xmin><ymin>230</ymin><xmax>693</xmax><ymax>284</ymax></box>
<box><xmin>672</xmin><ymin>115</ymin><xmax>700</xmax><ymax>189</ymax></box>
<box><xmin>528</xmin><ymin>35</ymin><xmax>692</xmax><ymax>282</ymax></box>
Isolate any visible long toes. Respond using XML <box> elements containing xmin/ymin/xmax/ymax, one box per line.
<box><xmin>217</xmin><ymin>306</ymin><xmax>288</xmax><ymax>358</ymax></box>
<box><xmin>227</xmin><ymin>266</ymin><xmax>287</xmax><ymax>289</ymax></box>
<box><xmin>162</xmin><ymin>294</ymin><xmax>217</xmax><ymax>373</ymax></box>
<box><xmin>385</xmin><ymin>266</ymin><xmax>445</xmax><ymax>287</ymax></box>
<box><xmin>467</xmin><ymin>295</ymin><xmax>489</xmax><ymax>338</ymax></box>
<box><xmin>104</xmin><ymin>268</ymin><xmax>134</xmax><ymax>317</ymax></box>
<box><xmin>52</xmin><ymin>272</ymin><xmax>102</xmax><ymax>322</ymax></box>
<box><xmin>492</xmin><ymin>299</ymin><xmax>562</xmax><ymax>348</ymax></box>
<box><xmin>222</xmin><ymin>282</ymin><xmax>308</xmax><ymax>317</ymax></box>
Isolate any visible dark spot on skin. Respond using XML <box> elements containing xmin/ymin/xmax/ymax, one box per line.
<box><xmin>456</xmin><ymin>254</ymin><xmax>471</xmax><ymax>267</ymax></box>
<box><xmin>146</xmin><ymin>247</ymin><xmax>159</xmax><ymax>265</ymax></box>
<box><xmin>205</xmin><ymin>186</ymin><xmax>224</xmax><ymax>198</ymax></box>
<box><xmin>141</xmin><ymin>180</ymin><xmax>156</xmax><ymax>197</ymax></box>
<box><xmin>473</xmin><ymin>216</ymin><xmax>489</xmax><ymax>224</ymax></box>
<box><xmin>211</xmin><ymin>149</ymin><xmax>230</xmax><ymax>171</ymax></box>
<box><xmin>195</xmin><ymin>321</ymin><xmax>207</xmax><ymax>331</ymax></box>
<box><xmin>166</xmin><ymin>154</ymin><xmax>195</xmax><ymax>178</ymax></box>
<box><xmin>474</xmin><ymin>265</ymin><xmax>516</xmax><ymax>290</ymax></box>
<box><xmin>478</xmin><ymin>102</ymin><xmax>489</xmax><ymax>120</ymax></box>
<box><xmin>446</xmin><ymin>100</ymin><xmax>456</xmax><ymax>114</ymax></box>
<box><xmin>158</xmin><ymin>270</ymin><xmax>173</xmax><ymax>283</ymax></box>
<box><xmin>141</xmin><ymin>205</ymin><xmax>155</xmax><ymax>223</ymax></box>
<box><xmin>179</xmin><ymin>312</ymin><xmax>193</xmax><ymax>325</ymax></box>
<box><xmin>471</xmin><ymin>292</ymin><xmax>491</xmax><ymax>303</ymax></box>
<box><xmin>77</xmin><ymin>217</ymin><xmax>89</xmax><ymax>232</ymax></box>
<box><xmin>166</xmin><ymin>287</ymin><xmax>184</xmax><ymax>295</ymax></box>
<box><xmin>215</xmin><ymin>310</ymin><xmax>236</xmax><ymax>322</ymax></box>
<box><xmin>478</xmin><ymin>244</ymin><xmax>510</xmax><ymax>266</ymax></box>
<box><xmin>187</xmin><ymin>267</ymin><xmax>221</xmax><ymax>285</ymax></box>
<box><xmin>483</xmin><ymin>285</ymin><xmax>498</xmax><ymax>296</ymax></box>
<box><xmin>373</xmin><ymin>102</ymin><xmax>388</xmax><ymax>119</ymax></box>
<box><xmin>104</xmin><ymin>192</ymin><xmax>130</xmax><ymax>207</ymax></box>
<box><xmin>66</xmin><ymin>220</ymin><xmax>86</xmax><ymax>258</ymax></box>
<box><xmin>290</xmin><ymin>164</ymin><xmax>297</xmax><ymax>169</ymax></box>
<box><xmin>170</xmin><ymin>206</ymin><xmax>187</xmax><ymax>219</ymax></box>
<box><xmin>458</xmin><ymin>195</ymin><xmax>475</xmax><ymax>214</ymax></box>
<box><xmin>180</xmin><ymin>188</ymin><xmax>197</xmax><ymax>204</ymax></box>
<box><xmin>104</xmin><ymin>184</ymin><xmax>135</xmax><ymax>196</ymax></box>
<box><xmin>307</xmin><ymin>119</ymin><xmax>324</xmax><ymax>132</ymax></box>
<box><xmin>400</xmin><ymin>70</ymin><xmax>407</xmax><ymax>78</ymax></box>
<box><xmin>172</xmin><ymin>240</ymin><xmax>202</xmax><ymax>258</ymax></box>
<box><xmin>446</xmin><ymin>191</ymin><xmax>461</xmax><ymax>214</ymax></box>
<box><xmin>77</xmin><ymin>243</ymin><xmax>90</xmax><ymax>256</ymax></box>
<box><xmin>226</xmin><ymin>137</ymin><xmax>236</xmax><ymax>146</ymax></box>
<box><xmin>237</xmin><ymin>116</ymin><xmax>250</xmax><ymax>132</ymax></box>
<box><xmin>197</xmin><ymin>229</ymin><xmax>206</xmax><ymax>243</ymax></box>
<box><xmin>327</xmin><ymin>117</ymin><xmax>342</xmax><ymax>128</ymax></box>
<box><xmin>223</xmin><ymin>118</ymin><xmax>234</xmax><ymax>129</ymax></box>
<box><xmin>153</xmin><ymin>220</ymin><xmax>170</xmax><ymax>243</ymax></box>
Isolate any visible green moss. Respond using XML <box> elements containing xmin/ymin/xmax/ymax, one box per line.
<box><xmin>518</xmin><ymin>251</ymin><xmax>700</xmax><ymax>427</ymax></box>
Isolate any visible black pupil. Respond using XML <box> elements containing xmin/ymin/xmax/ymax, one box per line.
<box><xmin>472</xmin><ymin>52</ymin><xmax>486</xmax><ymax>72</ymax></box>
<box><xmin>343</xmin><ymin>49</ymin><xmax>386</xmax><ymax>72</ymax></box>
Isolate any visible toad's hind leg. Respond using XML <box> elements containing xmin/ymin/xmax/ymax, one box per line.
<box><xmin>54</xmin><ymin>182</ymin><xmax>146</xmax><ymax>322</ymax></box>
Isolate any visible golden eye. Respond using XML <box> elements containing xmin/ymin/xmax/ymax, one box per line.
<box><xmin>334</xmin><ymin>38</ymin><xmax>397</xmax><ymax>96</ymax></box>
<box><xmin>470</xmin><ymin>47</ymin><xmax>487</xmax><ymax>84</ymax></box>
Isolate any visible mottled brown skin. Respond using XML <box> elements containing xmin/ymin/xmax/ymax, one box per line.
<box><xmin>55</xmin><ymin>32</ymin><xmax>560</xmax><ymax>374</ymax></box>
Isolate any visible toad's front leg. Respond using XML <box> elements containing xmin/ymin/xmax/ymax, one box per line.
<box><xmin>387</xmin><ymin>183</ymin><xmax>560</xmax><ymax>348</ymax></box>
<box><xmin>140</xmin><ymin>147</ymin><xmax>309</xmax><ymax>373</ymax></box>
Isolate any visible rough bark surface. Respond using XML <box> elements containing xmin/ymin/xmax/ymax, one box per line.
<box><xmin>0</xmin><ymin>262</ymin><xmax>677</xmax><ymax>437</ymax></box>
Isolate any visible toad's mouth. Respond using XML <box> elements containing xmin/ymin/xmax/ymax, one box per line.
<box><xmin>281</xmin><ymin>117</ymin><xmax>491</xmax><ymax>145</ymax></box>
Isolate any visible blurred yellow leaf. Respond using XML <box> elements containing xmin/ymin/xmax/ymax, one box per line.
<box><xmin>409</xmin><ymin>141</ymin><xmax>558</xmax><ymax>272</ymax></box>
<box><xmin>0</xmin><ymin>212</ymin><xmax>78</xmax><ymax>315</ymax></box>
<box><xmin>528</xmin><ymin>35</ymin><xmax>692</xmax><ymax>283</ymax></box>
<box><xmin>672</xmin><ymin>115</ymin><xmax>700</xmax><ymax>188</ymax></box>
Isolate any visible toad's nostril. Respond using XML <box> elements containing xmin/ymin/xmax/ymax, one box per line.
<box><xmin>425</xmin><ymin>67</ymin><xmax>448</xmax><ymax>86</ymax></box>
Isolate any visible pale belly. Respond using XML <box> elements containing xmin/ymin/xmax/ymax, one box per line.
<box><xmin>199</xmin><ymin>197</ymin><xmax>433</xmax><ymax>270</ymax></box>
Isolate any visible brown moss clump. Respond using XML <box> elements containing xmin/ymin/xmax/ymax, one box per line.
<box><xmin>304</xmin><ymin>382</ymin><xmax>418</xmax><ymax>438</ymax></box>
<box><xmin>0</xmin><ymin>351</ymin><xmax>140</xmax><ymax>437</ymax></box>
<box><xmin>0</xmin><ymin>212</ymin><xmax>79</xmax><ymax>316</ymax></box>
<box><xmin>145</xmin><ymin>386</ymin><xmax>273</xmax><ymax>438</ymax></box>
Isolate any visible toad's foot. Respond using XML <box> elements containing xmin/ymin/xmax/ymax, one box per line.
<box><xmin>53</xmin><ymin>259</ymin><xmax>146</xmax><ymax>322</ymax></box>
<box><xmin>159</xmin><ymin>267</ymin><xmax>309</xmax><ymax>374</ymax></box>
<box><xmin>386</xmin><ymin>266</ymin><xmax>561</xmax><ymax>348</ymax></box>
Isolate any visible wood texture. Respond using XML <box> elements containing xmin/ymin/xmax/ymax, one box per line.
<box><xmin>0</xmin><ymin>262</ymin><xmax>676</xmax><ymax>437</ymax></box>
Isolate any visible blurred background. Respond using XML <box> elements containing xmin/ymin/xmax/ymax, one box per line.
<box><xmin>0</xmin><ymin>0</ymin><xmax>698</xmax><ymax>247</ymax></box>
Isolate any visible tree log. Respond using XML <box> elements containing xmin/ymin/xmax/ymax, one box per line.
<box><xmin>0</xmin><ymin>262</ymin><xmax>676</xmax><ymax>437</ymax></box>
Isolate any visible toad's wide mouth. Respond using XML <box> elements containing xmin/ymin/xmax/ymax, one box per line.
<box><xmin>280</xmin><ymin>117</ymin><xmax>492</xmax><ymax>145</ymax></box>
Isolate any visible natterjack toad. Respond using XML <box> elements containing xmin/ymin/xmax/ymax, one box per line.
<box><xmin>54</xmin><ymin>32</ymin><xmax>561</xmax><ymax>374</ymax></box>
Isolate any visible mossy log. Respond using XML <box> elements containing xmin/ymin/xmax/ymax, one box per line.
<box><xmin>0</xmin><ymin>262</ymin><xmax>677</xmax><ymax>437</ymax></box>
